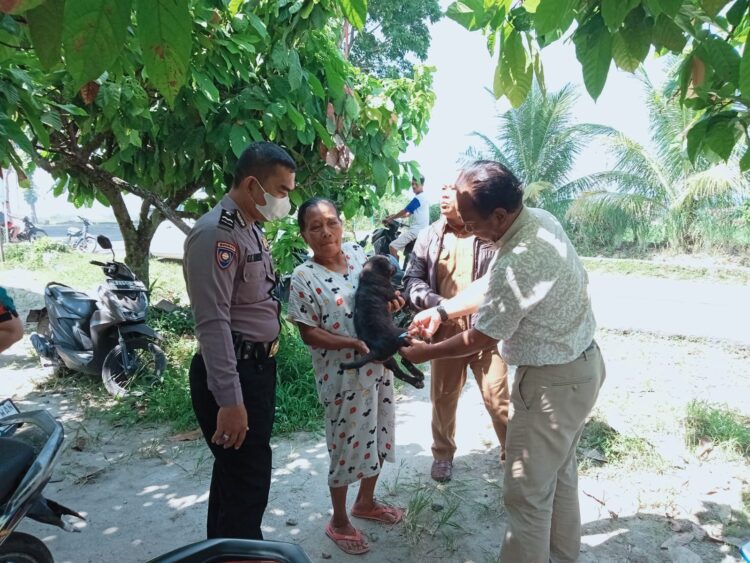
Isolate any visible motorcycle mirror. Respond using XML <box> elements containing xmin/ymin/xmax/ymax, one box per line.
<box><xmin>97</xmin><ymin>235</ymin><xmax>112</xmax><ymax>250</ymax></box>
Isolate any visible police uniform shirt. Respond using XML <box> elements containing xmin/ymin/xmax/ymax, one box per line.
<box><xmin>183</xmin><ymin>194</ymin><xmax>280</xmax><ymax>407</ymax></box>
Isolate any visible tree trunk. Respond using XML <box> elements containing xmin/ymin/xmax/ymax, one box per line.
<box><xmin>99</xmin><ymin>186</ymin><xmax>162</xmax><ymax>286</ymax></box>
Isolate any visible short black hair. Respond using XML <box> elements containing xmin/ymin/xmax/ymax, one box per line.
<box><xmin>458</xmin><ymin>161</ymin><xmax>523</xmax><ymax>218</ymax></box>
<box><xmin>297</xmin><ymin>197</ymin><xmax>340</xmax><ymax>231</ymax></box>
<box><xmin>412</xmin><ymin>176</ymin><xmax>425</xmax><ymax>185</ymax></box>
<box><xmin>232</xmin><ymin>141</ymin><xmax>296</xmax><ymax>187</ymax></box>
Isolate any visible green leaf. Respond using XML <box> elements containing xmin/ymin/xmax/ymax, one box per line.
<box><xmin>288</xmin><ymin>49</ymin><xmax>303</xmax><ymax>91</ymax></box>
<box><xmin>286</xmin><ymin>104</ymin><xmax>306</xmax><ymax>130</ymax></box>
<box><xmin>230</xmin><ymin>124</ymin><xmax>250</xmax><ymax>157</ymax></box>
<box><xmin>0</xmin><ymin>117</ymin><xmax>33</xmax><ymax>154</ymax></box>
<box><xmin>446</xmin><ymin>0</ymin><xmax>491</xmax><ymax>31</ymax></box>
<box><xmin>727</xmin><ymin>0</ymin><xmax>748</xmax><ymax>26</ymax></box>
<box><xmin>657</xmin><ymin>0</ymin><xmax>683</xmax><ymax>17</ymax></box>
<box><xmin>704</xmin><ymin>115</ymin><xmax>740</xmax><ymax>160</ymax></box>
<box><xmin>612</xmin><ymin>11</ymin><xmax>652</xmax><ymax>72</ymax></box>
<box><xmin>307</xmin><ymin>73</ymin><xmax>325</xmax><ymax>99</ymax></box>
<box><xmin>344</xmin><ymin>94</ymin><xmax>360</xmax><ymax>119</ymax></box>
<box><xmin>51</xmin><ymin>101</ymin><xmax>89</xmax><ymax>116</ymax></box>
<box><xmin>193</xmin><ymin>71</ymin><xmax>220</xmax><ymax>102</ymax></box>
<box><xmin>136</xmin><ymin>0</ymin><xmax>191</xmax><ymax>107</ymax></box>
<box><xmin>534</xmin><ymin>0</ymin><xmax>575</xmax><ymax>36</ymax></box>
<box><xmin>651</xmin><ymin>14</ymin><xmax>687</xmax><ymax>52</ymax></box>
<box><xmin>338</xmin><ymin>0</ymin><xmax>367</xmax><ymax>31</ymax></box>
<box><xmin>601</xmin><ymin>0</ymin><xmax>639</xmax><ymax>31</ymax></box>
<box><xmin>573</xmin><ymin>15</ymin><xmax>612</xmax><ymax>100</ymax></box>
<box><xmin>697</xmin><ymin>36</ymin><xmax>740</xmax><ymax>85</ymax></box>
<box><xmin>246</xmin><ymin>12</ymin><xmax>268</xmax><ymax>41</ymax></box>
<box><xmin>499</xmin><ymin>28</ymin><xmax>532</xmax><ymax>107</ymax></box>
<box><xmin>741</xmin><ymin>31</ymin><xmax>750</xmax><ymax>100</ymax></box>
<box><xmin>687</xmin><ymin>117</ymin><xmax>709</xmax><ymax>162</ymax></box>
<box><xmin>373</xmin><ymin>159</ymin><xmax>388</xmax><ymax>188</ymax></box>
<box><xmin>493</xmin><ymin>55</ymin><xmax>505</xmax><ymax>98</ymax></box>
<box><xmin>62</xmin><ymin>0</ymin><xmax>132</xmax><ymax>88</ymax></box>
<box><xmin>700</xmin><ymin>0</ymin><xmax>729</xmax><ymax>17</ymax></box>
<box><xmin>41</xmin><ymin>109</ymin><xmax>62</xmax><ymax>130</ymax></box>
<box><xmin>228</xmin><ymin>0</ymin><xmax>243</xmax><ymax>16</ymax></box>
<box><xmin>26</xmin><ymin>0</ymin><xmax>64</xmax><ymax>69</ymax></box>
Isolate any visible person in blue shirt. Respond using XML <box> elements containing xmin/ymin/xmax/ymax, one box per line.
<box><xmin>0</xmin><ymin>287</ymin><xmax>23</xmax><ymax>353</ymax></box>
<box><xmin>383</xmin><ymin>176</ymin><xmax>430</xmax><ymax>262</ymax></box>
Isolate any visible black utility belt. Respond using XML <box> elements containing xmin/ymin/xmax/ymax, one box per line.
<box><xmin>231</xmin><ymin>332</ymin><xmax>279</xmax><ymax>362</ymax></box>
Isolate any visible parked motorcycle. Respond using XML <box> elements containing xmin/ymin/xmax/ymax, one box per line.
<box><xmin>148</xmin><ymin>538</ymin><xmax>312</xmax><ymax>563</ymax></box>
<box><xmin>16</xmin><ymin>217</ymin><xmax>48</xmax><ymax>242</ymax></box>
<box><xmin>28</xmin><ymin>235</ymin><xmax>166</xmax><ymax>397</ymax></box>
<box><xmin>66</xmin><ymin>217</ymin><xmax>97</xmax><ymax>252</ymax></box>
<box><xmin>0</xmin><ymin>407</ymin><xmax>83</xmax><ymax>563</ymax></box>
<box><xmin>371</xmin><ymin>218</ymin><xmax>415</xmax><ymax>287</ymax></box>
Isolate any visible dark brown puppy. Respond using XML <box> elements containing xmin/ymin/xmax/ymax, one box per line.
<box><xmin>340</xmin><ymin>255</ymin><xmax>425</xmax><ymax>388</ymax></box>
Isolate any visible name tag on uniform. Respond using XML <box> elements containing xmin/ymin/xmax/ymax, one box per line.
<box><xmin>247</xmin><ymin>253</ymin><xmax>262</xmax><ymax>263</ymax></box>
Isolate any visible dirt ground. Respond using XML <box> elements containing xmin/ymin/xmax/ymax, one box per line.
<box><xmin>1</xmin><ymin>272</ymin><xmax>749</xmax><ymax>562</ymax></box>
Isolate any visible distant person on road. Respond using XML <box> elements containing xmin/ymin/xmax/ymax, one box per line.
<box><xmin>383</xmin><ymin>176</ymin><xmax>430</xmax><ymax>263</ymax></box>
<box><xmin>0</xmin><ymin>287</ymin><xmax>23</xmax><ymax>353</ymax></box>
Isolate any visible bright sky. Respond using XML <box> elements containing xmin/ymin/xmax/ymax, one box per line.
<box><xmin>7</xmin><ymin>6</ymin><xmax>669</xmax><ymax>222</ymax></box>
<box><xmin>406</xmin><ymin>1</ymin><xmax>669</xmax><ymax>203</ymax></box>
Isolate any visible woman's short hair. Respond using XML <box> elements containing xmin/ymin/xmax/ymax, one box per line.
<box><xmin>458</xmin><ymin>160</ymin><xmax>523</xmax><ymax>218</ymax></box>
<box><xmin>297</xmin><ymin>197</ymin><xmax>340</xmax><ymax>231</ymax></box>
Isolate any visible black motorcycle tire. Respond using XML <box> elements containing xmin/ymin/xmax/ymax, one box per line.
<box><xmin>102</xmin><ymin>337</ymin><xmax>166</xmax><ymax>398</ymax></box>
<box><xmin>0</xmin><ymin>532</ymin><xmax>54</xmax><ymax>563</ymax></box>
<box><xmin>29</xmin><ymin>229</ymin><xmax>47</xmax><ymax>241</ymax></box>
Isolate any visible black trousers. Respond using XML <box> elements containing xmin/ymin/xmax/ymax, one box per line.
<box><xmin>189</xmin><ymin>353</ymin><xmax>276</xmax><ymax>540</ymax></box>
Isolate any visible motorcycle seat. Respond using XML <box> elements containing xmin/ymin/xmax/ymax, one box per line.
<box><xmin>0</xmin><ymin>437</ymin><xmax>35</xmax><ymax>504</ymax></box>
<box><xmin>46</xmin><ymin>284</ymin><xmax>97</xmax><ymax>320</ymax></box>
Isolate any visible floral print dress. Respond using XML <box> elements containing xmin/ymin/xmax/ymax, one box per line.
<box><xmin>287</xmin><ymin>242</ymin><xmax>396</xmax><ymax>486</ymax></box>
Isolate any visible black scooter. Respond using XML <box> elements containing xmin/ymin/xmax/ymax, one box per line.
<box><xmin>0</xmin><ymin>408</ymin><xmax>83</xmax><ymax>563</ymax></box>
<box><xmin>29</xmin><ymin>235</ymin><xmax>166</xmax><ymax>397</ymax></box>
<box><xmin>66</xmin><ymin>216</ymin><xmax>97</xmax><ymax>252</ymax></box>
<box><xmin>371</xmin><ymin>219</ymin><xmax>415</xmax><ymax>287</ymax></box>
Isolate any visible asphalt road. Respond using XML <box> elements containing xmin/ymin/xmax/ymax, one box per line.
<box><xmin>40</xmin><ymin>222</ymin><xmax>123</xmax><ymax>242</ymax></box>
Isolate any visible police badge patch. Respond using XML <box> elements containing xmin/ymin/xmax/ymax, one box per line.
<box><xmin>215</xmin><ymin>241</ymin><xmax>237</xmax><ymax>270</ymax></box>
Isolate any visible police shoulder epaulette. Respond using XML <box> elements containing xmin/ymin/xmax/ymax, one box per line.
<box><xmin>218</xmin><ymin>209</ymin><xmax>235</xmax><ymax>232</ymax></box>
<box><xmin>234</xmin><ymin>209</ymin><xmax>247</xmax><ymax>228</ymax></box>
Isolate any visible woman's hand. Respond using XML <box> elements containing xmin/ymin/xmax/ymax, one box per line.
<box><xmin>387</xmin><ymin>291</ymin><xmax>406</xmax><ymax>313</ymax></box>
<box><xmin>399</xmin><ymin>340</ymin><xmax>433</xmax><ymax>364</ymax></box>
<box><xmin>409</xmin><ymin>307</ymin><xmax>442</xmax><ymax>339</ymax></box>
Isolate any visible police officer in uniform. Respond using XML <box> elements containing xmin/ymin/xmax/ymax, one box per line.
<box><xmin>184</xmin><ymin>141</ymin><xmax>296</xmax><ymax>539</ymax></box>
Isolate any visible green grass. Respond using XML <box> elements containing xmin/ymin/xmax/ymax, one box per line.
<box><xmin>685</xmin><ymin>400</ymin><xmax>750</xmax><ymax>458</ymax></box>
<box><xmin>578</xmin><ymin>417</ymin><xmax>664</xmax><ymax>470</ymax></box>
<box><xmin>582</xmin><ymin>257</ymin><xmax>750</xmax><ymax>284</ymax></box>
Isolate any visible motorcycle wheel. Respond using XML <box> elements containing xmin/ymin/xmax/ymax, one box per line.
<box><xmin>102</xmin><ymin>337</ymin><xmax>166</xmax><ymax>398</ymax></box>
<box><xmin>0</xmin><ymin>532</ymin><xmax>54</xmax><ymax>563</ymax></box>
<box><xmin>29</xmin><ymin>230</ymin><xmax>48</xmax><ymax>241</ymax></box>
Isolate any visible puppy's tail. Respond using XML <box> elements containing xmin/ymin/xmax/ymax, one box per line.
<box><xmin>340</xmin><ymin>353</ymin><xmax>376</xmax><ymax>371</ymax></box>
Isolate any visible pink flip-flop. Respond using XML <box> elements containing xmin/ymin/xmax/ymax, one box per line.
<box><xmin>325</xmin><ymin>522</ymin><xmax>370</xmax><ymax>555</ymax></box>
<box><xmin>351</xmin><ymin>502</ymin><xmax>404</xmax><ymax>524</ymax></box>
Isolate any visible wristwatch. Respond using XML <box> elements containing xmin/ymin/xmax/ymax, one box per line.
<box><xmin>436</xmin><ymin>305</ymin><xmax>449</xmax><ymax>322</ymax></box>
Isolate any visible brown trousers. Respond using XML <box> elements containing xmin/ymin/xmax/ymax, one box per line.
<box><xmin>501</xmin><ymin>342</ymin><xmax>606</xmax><ymax>563</ymax></box>
<box><xmin>430</xmin><ymin>322</ymin><xmax>509</xmax><ymax>461</ymax></box>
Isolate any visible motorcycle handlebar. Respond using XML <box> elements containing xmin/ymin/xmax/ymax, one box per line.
<box><xmin>90</xmin><ymin>260</ymin><xmax>107</xmax><ymax>267</ymax></box>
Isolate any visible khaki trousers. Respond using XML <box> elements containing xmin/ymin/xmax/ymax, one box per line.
<box><xmin>501</xmin><ymin>342</ymin><xmax>606</xmax><ymax>563</ymax></box>
<box><xmin>431</xmin><ymin>322</ymin><xmax>509</xmax><ymax>461</ymax></box>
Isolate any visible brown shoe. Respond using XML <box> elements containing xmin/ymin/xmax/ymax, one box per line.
<box><xmin>431</xmin><ymin>459</ymin><xmax>453</xmax><ymax>482</ymax></box>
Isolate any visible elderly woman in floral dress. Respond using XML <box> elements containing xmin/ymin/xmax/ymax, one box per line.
<box><xmin>287</xmin><ymin>197</ymin><xmax>405</xmax><ymax>556</ymax></box>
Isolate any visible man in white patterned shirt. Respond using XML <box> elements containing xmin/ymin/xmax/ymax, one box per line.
<box><xmin>400</xmin><ymin>160</ymin><xmax>606</xmax><ymax>563</ymax></box>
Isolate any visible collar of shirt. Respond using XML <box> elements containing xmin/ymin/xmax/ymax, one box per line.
<box><xmin>491</xmin><ymin>206</ymin><xmax>529</xmax><ymax>252</ymax></box>
<box><xmin>220</xmin><ymin>194</ymin><xmax>251</xmax><ymax>229</ymax></box>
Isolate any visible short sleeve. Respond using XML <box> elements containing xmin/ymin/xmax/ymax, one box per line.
<box><xmin>287</xmin><ymin>268</ymin><xmax>322</xmax><ymax>328</ymax></box>
<box><xmin>405</xmin><ymin>197</ymin><xmax>421</xmax><ymax>213</ymax></box>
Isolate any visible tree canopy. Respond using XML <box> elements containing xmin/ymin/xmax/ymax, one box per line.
<box><xmin>0</xmin><ymin>0</ymin><xmax>435</xmax><ymax>283</ymax></box>
<box><xmin>446</xmin><ymin>0</ymin><xmax>750</xmax><ymax>170</ymax></box>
